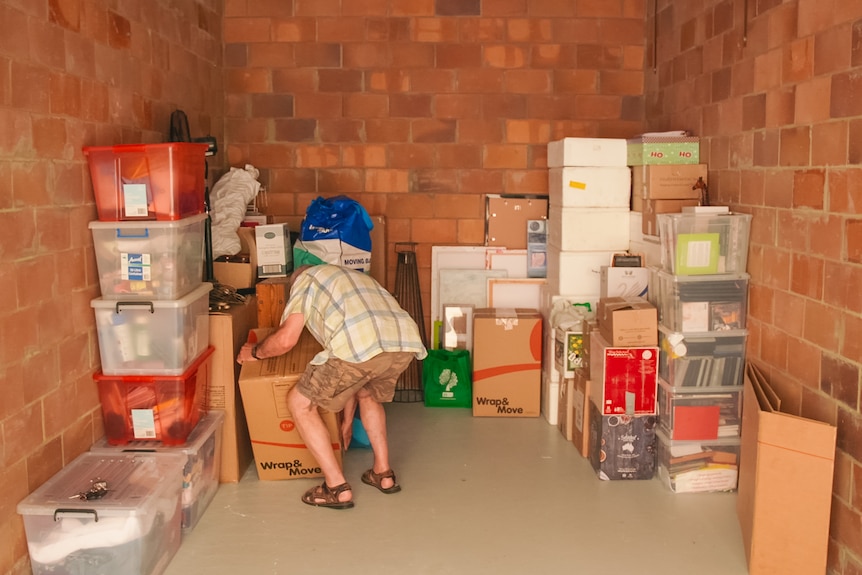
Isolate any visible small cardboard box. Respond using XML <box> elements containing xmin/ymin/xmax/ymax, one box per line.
<box><xmin>598</xmin><ymin>296</ymin><xmax>658</xmax><ymax>346</ymax></box>
<box><xmin>571</xmin><ymin>372</ymin><xmax>591</xmax><ymax>457</ymax></box>
<box><xmin>737</xmin><ymin>365</ymin><xmax>837</xmax><ymax>575</ymax></box>
<box><xmin>255</xmin><ymin>223</ymin><xmax>292</xmax><ymax>278</ymax></box>
<box><xmin>557</xmin><ymin>377</ymin><xmax>575</xmax><ymax>441</ymax></box>
<box><xmin>213</xmin><ymin>226</ymin><xmax>258</xmax><ymax>290</ymax></box>
<box><xmin>588</xmin><ymin>401</ymin><xmax>658</xmax><ymax>480</ymax></box>
<box><xmin>631</xmin><ymin>164</ymin><xmax>707</xmax><ymax>199</ymax></box>
<box><xmin>589</xmin><ymin>330</ymin><xmax>658</xmax><ymax>416</ymax></box>
<box><xmin>207</xmin><ymin>296</ymin><xmax>258</xmax><ymax>483</ymax></box>
<box><xmin>472</xmin><ymin>308</ymin><xmax>542</xmax><ymax>417</ymax></box>
<box><xmin>637</xmin><ymin>198</ymin><xmax>701</xmax><ymax>236</ymax></box>
<box><xmin>599</xmin><ymin>266</ymin><xmax>649</xmax><ymax>299</ymax></box>
<box><xmin>238</xmin><ymin>328</ymin><xmax>343</xmax><ymax>480</ymax></box>
<box><xmin>627</xmin><ymin>137</ymin><xmax>700</xmax><ymax>166</ymax></box>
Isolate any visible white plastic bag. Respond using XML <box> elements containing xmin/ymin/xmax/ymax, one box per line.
<box><xmin>210</xmin><ymin>164</ymin><xmax>261</xmax><ymax>259</ymax></box>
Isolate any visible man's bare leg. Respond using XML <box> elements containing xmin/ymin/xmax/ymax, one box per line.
<box><xmin>286</xmin><ymin>386</ymin><xmax>351</xmax><ymax>503</ymax></box>
<box><xmin>356</xmin><ymin>388</ymin><xmax>396</xmax><ymax>490</ymax></box>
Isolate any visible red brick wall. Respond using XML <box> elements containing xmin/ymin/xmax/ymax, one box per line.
<box><xmin>222</xmin><ymin>0</ymin><xmax>648</xmax><ymax>322</ymax></box>
<box><xmin>645</xmin><ymin>1</ymin><xmax>862</xmax><ymax>572</ymax></box>
<box><xmin>0</xmin><ymin>1</ymin><xmax>223</xmax><ymax>573</ymax></box>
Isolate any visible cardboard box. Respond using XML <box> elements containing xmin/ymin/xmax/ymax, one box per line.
<box><xmin>737</xmin><ymin>364</ymin><xmax>837</xmax><ymax>575</ymax></box>
<box><xmin>588</xmin><ymin>401</ymin><xmax>657</xmax><ymax>480</ymax></box>
<box><xmin>589</xmin><ymin>330</ymin><xmax>658</xmax><ymax>416</ymax></box>
<box><xmin>547</xmin><ymin>137</ymin><xmax>628</xmax><ymax>168</ymax></box>
<box><xmin>632</xmin><ymin>164</ymin><xmax>707</xmax><ymax>199</ymax></box>
<box><xmin>238</xmin><ymin>328</ymin><xmax>343</xmax><ymax>480</ymax></box>
<box><xmin>255</xmin><ymin>223</ymin><xmax>291</xmax><ymax>278</ymax></box>
<box><xmin>598</xmin><ymin>296</ymin><xmax>658</xmax><ymax>346</ymax></box>
<box><xmin>557</xmin><ymin>377</ymin><xmax>575</xmax><ymax>441</ymax></box>
<box><xmin>472</xmin><ymin>308</ymin><xmax>542</xmax><ymax>417</ymax></box>
<box><xmin>486</xmin><ymin>195</ymin><xmax>549</xmax><ymax>249</ymax></box>
<box><xmin>627</xmin><ymin>137</ymin><xmax>700</xmax><ymax>165</ymax></box>
<box><xmin>635</xmin><ymin>198</ymin><xmax>701</xmax><ymax>236</ymax></box>
<box><xmin>208</xmin><ymin>296</ymin><xmax>258</xmax><ymax>483</ymax></box>
<box><xmin>213</xmin><ymin>226</ymin><xmax>258</xmax><ymax>290</ymax></box>
<box><xmin>571</xmin><ymin>372</ymin><xmax>591</xmax><ymax>457</ymax></box>
<box><xmin>599</xmin><ymin>266</ymin><xmax>649</xmax><ymax>299</ymax></box>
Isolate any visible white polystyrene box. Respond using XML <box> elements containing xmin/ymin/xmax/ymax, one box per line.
<box><xmin>545</xmin><ymin>246</ymin><xmax>616</xmax><ymax>297</ymax></box>
<box><xmin>548</xmin><ymin>167</ymin><xmax>632</xmax><ymax>208</ymax></box>
<box><xmin>542</xmin><ymin>371</ymin><xmax>561</xmax><ymax>426</ymax></box>
<box><xmin>548</xmin><ymin>208</ymin><xmax>631</xmax><ymax>252</ymax></box>
<box><xmin>547</xmin><ymin>138</ymin><xmax>628</xmax><ymax>168</ymax></box>
<box><xmin>17</xmin><ymin>452</ymin><xmax>185</xmax><ymax>575</ymax></box>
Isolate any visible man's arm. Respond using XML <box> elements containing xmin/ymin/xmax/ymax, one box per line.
<box><xmin>236</xmin><ymin>313</ymin><xmax>305</xmax><ymax>364</ymax></box>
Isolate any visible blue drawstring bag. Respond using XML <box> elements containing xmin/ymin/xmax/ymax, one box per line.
<box><xmin>293</xmin><ymin>195</ymin><xmax>374</xmax><ymax>273</ymax></box>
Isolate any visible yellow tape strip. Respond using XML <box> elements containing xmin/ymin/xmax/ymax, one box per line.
<box><xmin>568</xmin><ymin>180</ymin><xmax>587</xmax><ymax>189</ymax></box>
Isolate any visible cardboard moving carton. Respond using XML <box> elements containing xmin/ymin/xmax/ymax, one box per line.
<box><xmin>598</xmin><ymin>296</ymin><xmax>658</xmax><ymax>346</ymax></box>
<box><xmin>239</xmin><ymin>328</ymin><xmax>343</xmax><ymax>480</ymax></box>
<box><xmin>208</xmin><ymin>297</ymin><xmax>258</xmax><ymax>483</ymax></box>
<box><xmin>737</xmin><ymin>364</ymin><xmax>837</xmax><ymax>575</ymax></box>
<box><xmin>472</xmin><ymin>308</ymin><xmax>542</xmax><ymax>417</ymax></box>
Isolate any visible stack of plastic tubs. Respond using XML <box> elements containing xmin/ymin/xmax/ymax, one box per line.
<box><xmin>82</xmin><ymin>143</ymin><xmax>218</xmax><ymax>548</ymax></box>
<box><xmin>651</xmin><ymin>211</ymin><xmax>752</xmax><ymax>494</ymax></box>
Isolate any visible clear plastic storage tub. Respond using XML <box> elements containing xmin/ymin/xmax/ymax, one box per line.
<box><xmin>93</xmin><ymin>346</ymin><xmax>214</xmax><ymax>446</ymax></box>
<box><xmin>657</xmin><ymin>377</ymin><xmax>742</xmax><ymax>440</ymax></box>
<box><xmin>83</xmin><ymin>142</ymin><xmax>208</xmax><ymax>221</ymax></box>
<box><xmin>657</xmin><ymin>212</ymin><xmax>752</xmax><ymax>275</ymax></box>
<box><xmin>89</xmin><ymin>214</ymin><xmax>206</xmax><ymax>300</ymax></box>
<box><xmin>656</xmin><ymin>428</ymin><xmax>740</xmax><ymax>493</ymax></box>
<box><xmin>658</xmin><ymin>325</ymin><xmax>747</xmax><ymax>388</ymax></box>
<box><xmin>91</xmin><ymin>282</ymin><xmax>212</xmax><ymax>375</ymax></box>
<box><xmin>90</xmin><ymin>410</ymin><xmax>223</xmax><ymax>533</ymax></box>
<box><xmin>17</xmin><ymin>452</ymin><xmax>185</xmax><ymax>575</ymax></box>
<box><xmin>649</xmin><ymin>266</ymin><xmax>749</xmax><ymax>332</ymax></box>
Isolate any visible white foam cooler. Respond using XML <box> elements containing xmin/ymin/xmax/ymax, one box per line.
<box><xmin>548</xmin><ymin>167</ymin><xmax>632</xmax><ymax>208</ymax></box>
<box><xmin>548</xmin><ymin>207</ymin><xmax>631</xmax><ymax>252</ymax></box>
<box><xmin>547</xmin><ymin>137</ymin><xmax>628</xmax><ymax>167</ymax></box>
<box><xmin>17</xmin><ymin>452</ymin><xmax>185</xmax><ymax>575</ymax></box>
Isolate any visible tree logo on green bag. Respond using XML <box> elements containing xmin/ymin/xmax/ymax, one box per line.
<box><xmin>439</xmin><ymin>369</ymin><xmax>458</xmax><ymax>398</ymax></box>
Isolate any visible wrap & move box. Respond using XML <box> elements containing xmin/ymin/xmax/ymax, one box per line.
<box><xmin>737</xmin><ymin>363</ymin><xmax>836</xmax><ymax>575</ymax></box>
<box><xmin>239</xmin><ymin>328</ymin><xmax>343</xmax><ymax>480</ymax></box>
<box><xmin>472</xmin><ymin>308</ymin><xmax>542</xmax><ymax>417</ymax></box>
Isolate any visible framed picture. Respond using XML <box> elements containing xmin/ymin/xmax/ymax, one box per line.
<box><xmin>442</xmin><ymin>304</ymin><xmax>474</xmax><ymax>352</ymax></box>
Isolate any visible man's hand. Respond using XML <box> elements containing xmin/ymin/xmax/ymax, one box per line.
<box><xmin>236</xmin><ymin>342</ymin><xmax>258</xmax><ymax>365</ymax></box>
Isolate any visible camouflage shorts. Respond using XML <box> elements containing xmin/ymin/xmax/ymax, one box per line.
<box><xmin>295</xmin><ymin>352</ymin><xmax>416</xmax><ymax>411</ymax></box>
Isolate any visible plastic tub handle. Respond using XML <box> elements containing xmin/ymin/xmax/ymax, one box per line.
<box><xmin>116</xmin><ymin>228</ymin><xmax>150</xmax><ymax>239</ymax></box>
<box><xmin>53</xmin><ymin>509</ymin><xmax>99</xmax><ymax>523</ymax></box>
<box><xmin>115</xmin><ymin>301</ymin><xmax>155</xmax><ymax>314</ymax></box>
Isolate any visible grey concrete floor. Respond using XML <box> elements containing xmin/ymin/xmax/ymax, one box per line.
<box><xmin>164</xmin><ymin>403</ymin><xmax>750</xmax><ymax>575</ymax></box>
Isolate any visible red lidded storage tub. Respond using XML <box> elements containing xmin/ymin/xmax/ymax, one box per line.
<box><xmin>93</xmin><ymin>346</ymin><xmax>214</xmax><ymax>445</ymax></box>
<box><xmin>83</xmin><ymin>142</ymin><xmax>208</xmax><ymax>221</ymax></box>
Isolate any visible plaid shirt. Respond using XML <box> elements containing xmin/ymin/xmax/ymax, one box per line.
<box><xmin>282</xmin><ymin>265</ymin><xmax>428</xmax><ymax>365</ymax></box>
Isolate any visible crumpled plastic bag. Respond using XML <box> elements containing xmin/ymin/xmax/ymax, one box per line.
<box><xmin>210</xmin><ymin>165</ymin><xmax>261</xmax><ymax>259</ymax></box>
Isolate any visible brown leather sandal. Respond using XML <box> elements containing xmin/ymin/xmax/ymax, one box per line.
<box><xmin>301</xmin><ymin>482</ymin><xmax>354</xmax><ymax>509</ymax></box>
<box><xmin>361</xmin><ymin>469</ymin><xmax>402</xmax><ymax>494</ymax></box>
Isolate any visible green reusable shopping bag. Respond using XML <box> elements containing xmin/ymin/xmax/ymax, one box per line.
<box><xmin>423</xmin><ymin>349</ymin><xmax>472</xmax><ymax>408</ymax></box>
